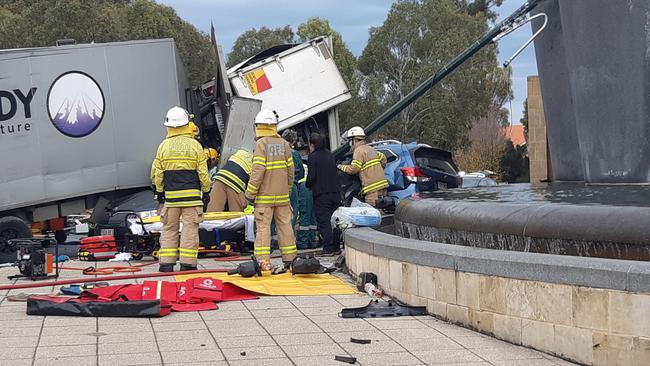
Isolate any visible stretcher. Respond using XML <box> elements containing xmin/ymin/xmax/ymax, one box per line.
<box><xmin>136</xmin><ymin>213</ymin><xmax>256</xmax><ymax>242</ymax></box>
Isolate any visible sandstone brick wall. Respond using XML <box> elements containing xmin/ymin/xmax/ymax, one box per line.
<box><xmin>528</xmin><ymin>76</ymin><xmax>550</xmax><ymax>184</ymax></box>
<box><xmin>346</xmin><ymin>246</ymin><xmax>650</xmax><ymax>365</ymax></box>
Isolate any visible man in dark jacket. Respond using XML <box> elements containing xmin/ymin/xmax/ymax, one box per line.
<box><xmin>306</xmin><ymin>133</ymin><xmax>341</xmax><ymax>255</ymax></box>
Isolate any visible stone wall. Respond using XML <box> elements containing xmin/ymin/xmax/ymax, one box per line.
<box><xmin>345</xmin><ymin>228</ymin><xmax>650</xmax><ymax>366</ymax></box>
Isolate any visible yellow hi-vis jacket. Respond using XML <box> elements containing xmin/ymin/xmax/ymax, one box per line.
<box><xmin>214</xmin><ymin>149</ymin><xmax>253</xmax><ymax>194</ymax></box>
<box><xmin>151</xmin><ymin>132</ymin><xmax>211</xmax><ymax>207</ymax></box>
<box><xmin>245</xmin><ymin>136</ymin><xmax>295</xmax><ymax>206</ymax></box>
<box><xmin>340</xmin><ymin>144</ymin><xmax>389</xmax><ymax>195</ymax></box>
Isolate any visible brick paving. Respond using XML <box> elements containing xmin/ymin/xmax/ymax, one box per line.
<box><xmin>0</xmin><ymin>256</ymin><xmax>578</xmax><ymax>366</ymax></box>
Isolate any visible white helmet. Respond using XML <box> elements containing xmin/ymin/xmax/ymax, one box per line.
<box><xmin>255</xmin><ymin>109</ymin><xmax>279</xmax><ymax>125</ymax></box>
<box><xmin>344</xmin><ymin>126</ymin><xmax>365</xmax><ymax>139</ymax></box>
<box><xmin>164</xmin><ymin>106</ymin><xmax>190</xmax><ymax>127</ymax></box>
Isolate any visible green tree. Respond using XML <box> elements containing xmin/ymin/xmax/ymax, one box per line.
<box><xmin>226</xmin><ymin>26</ymin><xmax>294</xmax><ymax>67</ymax></box>
<box><xmin>357</xmin><ymin>0</ymin><xmax>510</xmax><ymax>151</ymax></box>
<box><xmin>0</xmin><ymin>0</ymin><xmax>214</xmax><ymax>86</ymax></box>
<box><xmin>520</xmin><ymin>97</ymin><xmax>529</xmax><ymax>140</ymax></box>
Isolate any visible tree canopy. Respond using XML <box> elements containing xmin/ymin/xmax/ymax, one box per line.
<box><xmin>226</xmin><ymin>26</ymin><xmax>295</xmax><ymax>67</ymax></box>
<box><xmin>0</xmin><ymin>0</ymin><xmax>214</xmax><ymax>86</ymax></box>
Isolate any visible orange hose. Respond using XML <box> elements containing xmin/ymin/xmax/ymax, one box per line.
<box><xmin>60</xmin><ymin>261</ymin><xmax>158</xmax><ymax>275</ymax></box>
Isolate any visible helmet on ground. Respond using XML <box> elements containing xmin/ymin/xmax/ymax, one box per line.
<box><xmin>255</xmin><ymin>109</ymin><xmax>279</xmax><ymax>125</ymax></box>
<box><xmin>344</xmin><ymin>126</ymin><xmax>365</xmax><ymax>139</ymax></box>
<box><xmin>164</xmin><ymin>106</ymin><xmax>190</xmax><ymax>127</ymax></box>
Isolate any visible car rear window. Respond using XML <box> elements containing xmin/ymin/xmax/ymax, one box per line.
<box><xmin>412</xmin><ymin>147</ymin><xmax>458</xmax><ymax>174</ymax></box>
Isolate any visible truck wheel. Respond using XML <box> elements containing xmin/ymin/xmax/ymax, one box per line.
<box><xmin>0</xmin><ymin>216</ymin><xmax>32</xmax><ymax>253</ymax></box>
<box><xmin>54</xmin><ymin>230</ymin><xmax>67</xmax><ymax>244</ymax></box>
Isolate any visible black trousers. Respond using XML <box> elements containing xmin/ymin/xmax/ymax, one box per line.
<box><xmin>313</xmin><ymin>192</ymin><xmax>340</xmax><ymax>252</ymax></box>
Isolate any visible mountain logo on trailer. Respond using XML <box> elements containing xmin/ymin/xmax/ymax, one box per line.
<box><xmin>47</xmin><ymin>71</ymin><xmax>105</xmax><ymax>138</ymax></box>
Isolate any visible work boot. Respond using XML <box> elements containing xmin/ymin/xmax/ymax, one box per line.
<box><xmin>180</xmin><ymin>263</ymin><xmax>198</xmax><ymax>271</ymax></box>
<box><xmin>159</xmin><ymin>263</ymin><xmax>175</xmax><ymax>273</ymax></box>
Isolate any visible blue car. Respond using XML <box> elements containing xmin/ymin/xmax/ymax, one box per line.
<box><xmin>339</xmin><ymin>140</ymin><xmax>462</xmax><ymax>208</ymax></box>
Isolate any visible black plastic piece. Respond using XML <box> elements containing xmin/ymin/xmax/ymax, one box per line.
<box><xmin>291</xmin><ymin>255</ymin><xmax>322</xmax><ymax>275</ymax></box>
<box><xmin>350</xmin><ymin>338</ymin><xmax>371</xmax><ymax>344</ymax></box>
<box><xmin>339</xmin><ymin>299</ymin><xmax>427</xmax><ymax>318</ymax></box>
<box><xmin>334</xmin><ymin>355</ymin><xmax>357</xmax><ymax>364</ymax></box>
<box><xmin>227</xmin><ymin>258</ymin><xmax>261</xmax><ymax>277</ymax></box>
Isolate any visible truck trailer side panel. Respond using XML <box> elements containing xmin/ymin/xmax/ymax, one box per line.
<box><xmin>0</xmin><ymin>39</ymin><xmax>187</xmax><ymax>213</ymax></box>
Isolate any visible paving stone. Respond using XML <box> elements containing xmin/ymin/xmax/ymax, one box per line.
<box><xmin>315</xmin><ymin>319</ymin><xmax>376</xmax><ymax>333</ymax></box>
<box><xmin>0</xmin><ymin>312</ymin><xmax>42</xmax><ymax>320</ymax></box>
<box><xmin>33</xmin><ymin>356</ymin><xmax>98</xmax><ymax>366</ymax></box>
<box><xmin>244</xmin><ymin>297</ymin><xmax>294</xmax><ymax>310</ymax></box>
<box><xmin>96</xmin><ymin>317</ymin><xmax>151</xmax><ymax>326</ymax></box>
<box><xmin>1</xmin><ymin>319</ymin><xmax>43</xmax><ymax>328</ymax></box>
<box><xmin>472</xmin><ymin>346</ymin><xmax>547</xmax><ymax>362</ymax></box>
<box><xmin>156</xmin><ymin>338</ymin><xmax>218</xmax><ymax>351</ymax></box>
<box><xmin>166</xmin><ymin>363</ymin><xmax>227</xmax><ymax>366</ymax></box>
<box><xmin>210</xmin><ymin>301</ymin><xmax>247</xmax><ymax>311</ymax></box>
<box><xmin>291</xmin><ymin>355</ymin><xmax>358</xmax><ymax>366</ymax></box>
<box><xmin>396</xmin><ymin>337</ymin><xmax>464</xmax><ymax>352</ymax></box>
<box><xmin>286</xmin><ymin>296</ymin><xmax>342</xmax><ymax>308</ymax></box>
<box><xmin>412</xmin><ymin>349</ymin><xmax>484</xmax><ymax>364</ymax></box>
<box><xmin>300</xmin><ymin>306</ymin><xmax>342</xmax><ymax>316</ymax></box>
<box><xmin>339</xmin><ymin>339</ymin><xmax>407</xmax><ymax>354</ymax></box>
<box><xmin>281</xmin><ymin>343</ymin><xmax>345</xmax><ymax>357</ymax></box>
<box><xmin>491</xmin><ymin>360</ymin><xmax>560</xmax><ymax>366</ymax></box>
<box><xmin>383</xmin><ymin>327</ymin><xmax>446</xmax><ymax>341</ymax></box>
<box><xmin>366</xmin><ymin>318</ymin><xmax>430</xmax><ymax>330</ymax></box>
<box><xmin>99</xmin><ymin>323</ymin><xmax>153</xmax><ymax>334</ymax></box>
<box><xmin>99</xmin><ymin>351</ymin><xmax>162</xmax><ymax>366</ymax></box>
<box><xmin>258</xmin><ymin>316</ymin><xmax>322</xmax><ymax>334</ymax></box>
<box><xmin>453</xmin><ymin>335</ymin><xmax>515</xmax><ymax>349</ymax></box>
<box><xmin>222</xmin><ymin>345</ymin><xmax>285</xmax><ymax>360</ymax></box>
<box><xmin>421</xmin><ymin>320</ymin><xmax>483</xmax><ymax>337</ymax></box>
<box><xmin>0</xmin><ymin>359</ymin><xmax>32</xmax><ymax>366</ymax></box>
<box><xmin>200</xmin><ymin>309</ymin><xmax>253</xmax><ymax>320</ymax></box>
<box><xmin>35</xmin><ymin>344</ymin><xmax>96</xmax><ymax>359</ymax></box>
<box><xmin>0</xmin><ymin>347</ymin><xmax>34</xmax><ymax>360</ymax></box>
<box><xmin>273</xmin><ymin>332</ymin><xmax>333</xmax><ymax>346</ymax></box>
<box><xmin>161</xmin><ymin>349</ymin><xmax>224</xmax><ymax>364</ymax></box>
<box><xmin>251</xmin><ymin>307</ymin><xmax>303</xmax><ymax>318</ymax></box>
<box><xmin>0</xmin><ymin>326</ymin><xmax>41</xmax><ymax>338</ymax></box>
<box><xmin>0</xmin><ymin>335</ymin><xmax>39</xmax><ymax>348</ymax></box>
<box><xmin>205</xmin><ymin>318</ymin><xmax>266</xmax><ymax>337</ymax></box>
<box><xmin>217</xmin><ymin>335</ymin><xmax>275</xmax><ymax>349</ymax></box>
<box><xmin>152</xmin><ymin>320</ymin><xmax>206</xmax><ymax>332</ymax></box>
<box><xmin>328</xmin><ymin>330</ymin><xmax>390</xmax><ymax>343</ymax></box>
<box><xmin>98</xmin><ymin>341</ymin><xmax>158</xmax><ymax>354</ymax></box>
<box><xmin>99</xmin><ymin>331</ymin><xmax>156</xmax><ymax>344</ymax></box>
<box><xmin>229</xmin><ymin>358</ymin><xmax>293</xmax><ymax>366</ymax></box>
<box><xmin>44</xmin><ymin>316</ymin><xmax>91</xmax><ymax>327</ymax></box>
<box><xmin>354</xmin><ymin>352</ymin><xmax>425</xmax><ymax>365</ymax></box>
<box><xmin>39</xmin><ymin>334</ymin><xmax>96</xmax><ymax>347</ymax></box>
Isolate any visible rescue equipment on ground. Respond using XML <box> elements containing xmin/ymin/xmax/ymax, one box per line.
<box><xmin>7</xmin><ymin>238</ymin><xmax>59</xmax><ymax>281</ymax></box>
<box><xmin>331</xmin><ymin>199</ymin><xmax>381</xmax><ymax>228</ymax></box>
<box><xmin>290</xmin><ymin>255</ymin><xmax>323</xmax><ymax>275</ymax></box>
<box><xmin>227</xmin><ymin>257</ymin><xmax>262</xmax><ymax>278</ymax></box>
<box><xmin>356</xmin><ymin>272</ymin><xmax>378</xmax><ymax>291</ymax></box>
<box><xmin>176</xmin><ymin>271</ymin><xmax>357</xmax><ymax>296</ymax></box>
<box><xmin>339</xmin><ymin>299</ymin><xmax>427</xmax><ymax>318</ymax></box>
<box><xmin>26</xmin><ymin>277</ymin><xmax>257</xmax><ymax>317</ymax></box>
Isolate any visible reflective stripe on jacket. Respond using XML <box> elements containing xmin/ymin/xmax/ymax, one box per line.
<box><xmin>245</xmin><ymin>136</ymin><xmax>295</xmax><ymax>207</ymax></box>
<box><xmin>215</xmin><ymin>150</ymin><xmax>253</xmax><ymax>194</ymax></box>
<box><xmin>340</xmin><ymin>144</ymin><xmax>388</xmax><ymax>195</ymax></box>
<box><xmin>151</xmin><ymin>134</ymin><xmax>211</xmax><ymax>207</ymax></box>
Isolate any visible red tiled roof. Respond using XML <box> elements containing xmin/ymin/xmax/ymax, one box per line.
<box><xmin>504</xmin><ymin>124</ymin><xmax>526</xmax><ymax>146</ymax></box>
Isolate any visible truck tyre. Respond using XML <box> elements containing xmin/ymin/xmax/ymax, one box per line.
<box><xmin>0</xmin><ymin>216</ymin><xmax>32</xmax><ymax>253</ymax></box>
<box><xmin>54</xmin><ymin>230</ymin><xmax>67</xmax><ymax>244</ymax></box>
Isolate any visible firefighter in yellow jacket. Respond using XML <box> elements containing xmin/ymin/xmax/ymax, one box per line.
<box><xmin>207</xmin><ymin>149</ymin><xmax>253</xmax><ymax>212</ymax></box>
<box><xmin>245</xmin><ymin>109</ymin><xmax>297</xmax><ymax>271</ymax></box>
<box><xmin>151</xmin><ymin>107</ymin><xmax>212</xmax><ymax>272</ymax></box>
<box><xmin>338</xmin><ymin>126</ymin><xmax>388</xmax><ymax>207</ymax></box>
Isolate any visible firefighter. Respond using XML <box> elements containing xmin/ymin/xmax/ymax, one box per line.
<box><xmin>337</xmin><ymin>126</ymin><xmax>388</xmax><ymax>207</ymax></box>
<box><xmin>151</xmin><ymin>106</ymin><xmax>211</xmax><ymax>272</ymax></box>
<box><xmin>207</xmin><ymin>149</ymin><xmax>253</xmax><ymax>212</ymax></box>
<box><xmin>245</xmin><ymin>109</ymin><xmax>297</xmax><ymax>271</ymax></box>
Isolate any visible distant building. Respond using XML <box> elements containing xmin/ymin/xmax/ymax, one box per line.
<box><xmin>504</xmin><ymin>124</ymin><xmax>526</xmax><ymax>146</ymax></box>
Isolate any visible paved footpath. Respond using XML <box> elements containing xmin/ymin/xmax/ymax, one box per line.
<box><xmin>0</xmin><ymin>256</ymin><xmax>578</xmax><ymax>366</ymax></box>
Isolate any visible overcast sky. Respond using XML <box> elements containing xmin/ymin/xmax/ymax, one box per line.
<box><xmin>158</xmin><ymin>0</ymin><xmax>537</xmax><ymax>124</ymax></box>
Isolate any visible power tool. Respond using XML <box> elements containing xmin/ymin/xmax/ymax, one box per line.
<box><xmin>7</xmin><ymin>238</ymin><xmax>59</xmax><ymax>281</ymax></box>
<box><xmin>227</xmin><ymin>257</ymin><xmax>262</xmax><ymax>278</ymax></box>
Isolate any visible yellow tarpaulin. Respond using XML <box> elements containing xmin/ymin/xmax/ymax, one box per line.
<box><xmin>175</xmin><ymin>271</ymin><xmax>357</xmax><ymax>296</ymax></box>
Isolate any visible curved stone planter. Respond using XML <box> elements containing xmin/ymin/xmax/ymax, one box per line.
<box><xmin>344</xmin><ymin>227</ymin><xmax>650</xmax><ymax>366</ymax></box>
<box><xmin>395</xmin><ymin>199</ymin><xmax>650</xmax><ymax>261</ymax></box>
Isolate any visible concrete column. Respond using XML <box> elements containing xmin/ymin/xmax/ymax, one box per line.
<box><xmin>527</xmin><ymin>76</ymin><xmax>550</xmax><ymax>185</ymax></box>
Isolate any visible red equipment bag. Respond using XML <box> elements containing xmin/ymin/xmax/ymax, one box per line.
<box><xmin>78</xmin><ymin>236</ymin><xmax>118</xmax><ymax>261</ymax></box>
